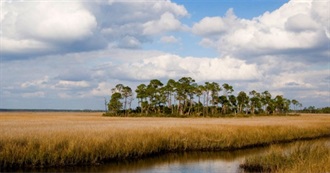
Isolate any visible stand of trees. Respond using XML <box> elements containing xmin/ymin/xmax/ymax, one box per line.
<box><xmin>105</xmin><ymin>77</ymin><xmax>302</xmax><ymax>117</ymax></box>
<box><xmin>299</xmin><ymin>106</ymin><xmax>330</xmax><ymax>113</ymax></box>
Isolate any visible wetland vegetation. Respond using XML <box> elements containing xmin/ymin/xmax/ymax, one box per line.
<box><xmin>0</xmin><ymin>112</ymin><xmax>329</xmax><ymax>170</ymax></box>
<box><xmin>240</xmin><ymin>140</ymin><xmax>330</xmax><ymax>172</ymax></box>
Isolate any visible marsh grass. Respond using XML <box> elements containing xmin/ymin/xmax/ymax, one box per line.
<box><xmin>240</xmin><ymin>140</ymin><xmax>330</xmax><ymax>172</ymax></box>
<box><xmin>0</xmin><ymin>112</ymin><xmax>329</xmax><ymax>169</ymax></box>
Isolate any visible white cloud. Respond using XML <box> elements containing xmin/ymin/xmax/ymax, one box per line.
<box><xmin>21</xmin><ymin>76</ymin><xmax>50</xmax><ymax>89</ymax></box>
<box><xmin>2</xmin><ymin>1</ymin><xmax>97</xmax><ymax>56</ymax></box>
<box><xmin>150</xmin><ymin>0</ymin><xmax>188</xmax><ymax>17</ymax></box>
<box><xmin>1</xmin><ymin>47</ymin><xmax>329</xmax><ymax>108</ymax></box>
<box><xmin>118</xmin><ymin>36</ymin><xmax>142</xmax><ymax>49</ymax></box>
<box><xmin>92</xmin><ymin>0</ymin><xmax>188</xmax><ymax>48</ymax></box>
<box><xmin>310</xmin><ymin>91</ymin><xmax>330</xmax><ymax>99</ymax></box>
<box><xmin>2</xmin><ymin>0</ymin><xmax>188</xmax><ymax>59</ymax></box>
<box><xmin>285</xmin><ymin>13</ymin><xmax>319</xmax><ymax>32</ymax></box>
<box><xmin>192</xmin><ymin>0</ymin><xmax>329</xmax><ymax>61</ymax></box>
<box><xmin>2</xmin><ymin>37</ymin><xmax>54</xmax><ymax>55</ymax></box>
<box><xmin>272</xmin><ymin>72</ymin><xmax>315</xmax><ymax>89</ymax></box>
<box><xmin>109</xmin><ymin>54</ymin><xmax>261</xmax><ymax>81</ymax></box>
<box><xmin>89</xmin><ymin>82</ymin><xmax>112</xmax><ymax>97</ymax></box>
<box><xmin>106</xmin><ymin>0</ymin><xmax>188</xmax><ymax>17</ymax></box>
<box><xmin>192</xmin><ymin>17</ymin><xmax>226</xmax><ymax>36</ymax></box>
<box><xmin>192</xmin><ymin>8</ymin><xmax>237</xmax><ymax>36</ymax></box>
<box><xmin>58</xmin><ymin>93</ymin><xmax>72</xmax><ymax>99</ymax></box>
<box><xmin>311</xmin><ymin>0</ymin><xmax>330</xmax><ymax>38</ymax></box>
<box><xmin>143</xmin><ymin>12</ymin><xmax>184</xmax><ymax>35</ymax></box>
<box><xmin>22</xmin><ymin>91</ymin><xmax>45</xmax><ymax>98</ymax></box>
<box><xmin>160</xmin><ymin>35</ymin><xmax>179</xmax><ymax>43</ymax></box>
<box><xmin>55</xmin><ymin>80</ymin><xmax>90</xmax><ymax>89</ymax></box>
<box><xmin>15</xmin><ymin>2</ymin><xmax>96</xmax><ymax>42</ymax></box>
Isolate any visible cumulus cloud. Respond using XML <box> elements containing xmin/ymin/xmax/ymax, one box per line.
<box><xmin>1</xmin><ymin>0</ymin><xmax>188</xmax><ymax>59</ymax></box>
<box><xmin>285</xmin><ymin>13</ymin><xmax>319</xmax><ymax>32</ymax></box>
<box><xmin>192</xmin><ymin>0</ymin><xmax>329</xmax><ymax>61</ymax></box>
<box><xmin>1</xmin><ymin>46</ymin><xmax>328</xmax><ymax>108</ymax></box>
<box><xmin>160</xmin><ymin>35</ymin><xmax>179</xmax><ymax>43</ymax></box>
<box><xmin>192</xmin><ymin>9</ymin><xmax>237</xmax><ymax>36</ymax></box>
<box><xmin>14</xmin><ymin>2</ymin><xmax>96</xmax><ymax>42</ymax></box>
<box><xmin>90</xmin><ymin>0</ymin><xmax>188</xmax><ymax>48</ymax></box>
<box><xmin>2</xmin><ymin>38</ymin><xmax>54</xmax><ymax>56</ymax></box>
<box><xmin>311</xmin><ymin>0</ymin><xmax>330</xmax><ymax>38</ymax></box>
<box><xmin>192</xmin><ymin>17</ymin><xmax>226</xmax><ymax>36</ymax></box>
<box><xmin>1</xmin><ymin>1</ymin><xmax>98</xmax><ymax>59</ymax></box>
<box><xmin>106</xmin><ymin>54</ymin><xmax>261</xmax><ymax>81</ymax></box>
<box><xmin>143</xmin><ymin>12</ymin><xmax>185</xmax><ymax>35</ymax></box>
<box><xmin>89</xmin><ymin>82</ymin><xmax>112</xmax><ymax>97</ymax></box>
<box><xmin>118</xmin><ymin>36</ymin><xmax>142</xmax><ymax>49</ymax></box>
<box><xmin>104</xmin><ymin>0</ymin><xmax>187</xmax><ymax>17</ymax></box>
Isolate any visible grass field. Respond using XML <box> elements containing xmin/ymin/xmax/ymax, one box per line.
<box><xmin>0</xmin><ymin>112</ymin><xmax>329</xmax><ymax>169</ymax></box>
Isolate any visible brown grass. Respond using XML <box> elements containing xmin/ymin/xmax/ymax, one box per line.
<box><xmin>0</xmin><ymin>112</ymin><xmax>329</xmax><ymax>168</ymax></box>
<box><xmin>240</xmin><ymin>140</ymin><xmax>330</xmax><ymax>172</ymax></box>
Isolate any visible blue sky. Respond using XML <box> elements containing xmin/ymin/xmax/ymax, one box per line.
<box><xmin>175</xmin><ymin>0</ymin><xmax>288</xmax><ymax>19</ymax></box>
<box><xmin>1</xmin><ymin>0</ymin><xmax>329</xmax><ymax>110</ymax></box>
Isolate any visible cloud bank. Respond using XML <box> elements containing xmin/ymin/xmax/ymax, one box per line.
<box><xmin>192</xmin><ymin>0</ymin><xmax>329</xmax><ymax>61</ymax></box>
<box><xmin>1</xmin><ymin>0</ymin><xmax>329</xmax><ymax>109</ymax></box>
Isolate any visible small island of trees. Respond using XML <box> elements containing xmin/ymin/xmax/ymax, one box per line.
<box><xmin>105</xmin><ymin>77</ymin><xmax>302</xmax><ymax>117</ymax></box>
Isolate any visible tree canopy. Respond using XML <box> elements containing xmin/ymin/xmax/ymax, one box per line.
<box><xmin>106</xmin><ymin>77</ymin><xmax>302</xmax><ymax>117</ymax></box>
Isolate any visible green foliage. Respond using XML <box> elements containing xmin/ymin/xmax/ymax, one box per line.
<box><xmin>108</xmin><ymin>84</ymin><xmax>133</xmax><ymax>116</ymax></box>
<box><xmin>300</xmin><ymin>106</ymin><xmax>330</xmax><ymax>113</ymax></box>
<box><xmin>107</xmin><ymin>77</ymin><xmax>303</xmax><ymax>117</ymax></box>
<box><xmin>108</xmin><ymin>92</ymin><xmax>122</xmax><ymax>115</ymax></box>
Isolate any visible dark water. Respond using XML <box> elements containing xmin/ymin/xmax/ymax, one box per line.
<box><xmin>13</xmin><ymin>139</ymin><xmax>329</xmax><ymax>173</ymax></box>
<box><xmin>12</xmin><ymin>148</ymin><xmax>268</xmax><ymax>173</ymax></box>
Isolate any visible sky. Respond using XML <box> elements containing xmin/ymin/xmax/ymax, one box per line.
<box><xmin>0</xmin><ymin>0</ymin><xmax>329</xmax><ymax>110</ymax></box>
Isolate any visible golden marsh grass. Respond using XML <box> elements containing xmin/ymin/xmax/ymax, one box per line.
<box><xmin>0</xmin><ymin>112</ymin><xmax>329</xmax><ymax>168</ymax></box>
<box><xmin>240</xmin><ymin>140</ymin><xmax>330</xmax><ymax>172</ymax></box>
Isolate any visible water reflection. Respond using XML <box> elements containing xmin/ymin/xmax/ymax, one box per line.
<box><xmin>17</xmin><ymin>147</ymin><xmax>268</xmax><ymax>173</ymax></box>
<box><xmin>17</xmin><ymin>138</ymin><xmax>329</xmax><ymax>173</ymax></box>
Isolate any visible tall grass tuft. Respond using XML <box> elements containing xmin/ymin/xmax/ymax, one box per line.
<box><xmin>240</xmin><ymin>140</ymin><xmax>330</xmax><ymax>172</ymax></box>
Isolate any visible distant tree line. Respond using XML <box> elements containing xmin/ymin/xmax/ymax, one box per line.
<box><xmin>105</xmin><ymin>77</ymin><xmax>303</xmax><ymax>117</ymax></box>
<box><xmin>0</xmin><ymin>109</ymin><xmax>104</xmax><ymax>112</ymax></box>
<box><xmin>299</xmin><ymin>106</ymin><xmax>330</xmax><ymax>114</ymax></box>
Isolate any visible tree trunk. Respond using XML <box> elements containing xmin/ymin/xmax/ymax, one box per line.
<box><xmin>206</xmin><ymin>92</ymin><xmax>209</xmax><ymax>116</ymax></box>
<box><xmin>124</xmin><ymin>97</ymin><xmax>127</xmax><ymax>116</ymax></box>
<box><xmin>188</xmin><ymin>99</ymin><xmax>193</xmax><ymax>115</ymax></box>
<box><xmin>203</xmin><ymin>94</ymin><xmax>206</xmax><ymax>117</ymax></box>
